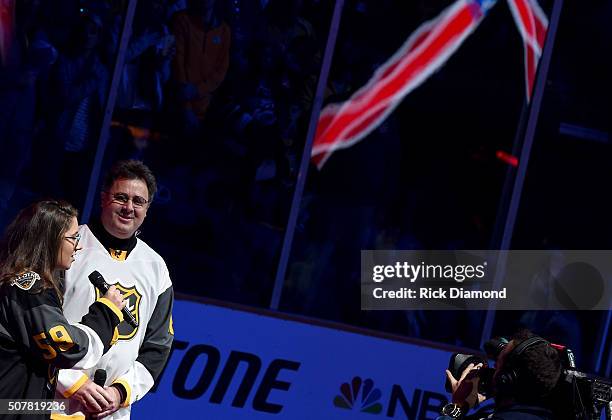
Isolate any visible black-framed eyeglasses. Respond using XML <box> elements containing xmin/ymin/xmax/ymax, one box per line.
<box><xmin>65</xmin><ymin>233</ymin><xmax>81</xmax><ymax>250</ymax></box>
<box><xmin>109</xmin><ymin>192</ymin><xmax>149</xmax><ymax>208</ymax></box>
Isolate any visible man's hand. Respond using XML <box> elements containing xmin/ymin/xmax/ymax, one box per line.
<box><xmin>92</xmin><ymin>385</ymin><xmax>123</xmax><ymax>419</ymax></box>
<box><xmin>71</xmin><ymin>379</ymin><xmax>113</xmax><ymax>414</ymax></box>
<box><xmin>445</xmin><ymin>363</ymin><xmax>487</xmax><ymax>410</ymax></box>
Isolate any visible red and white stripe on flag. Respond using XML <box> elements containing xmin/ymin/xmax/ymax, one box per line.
<box><xmin>506</xmin><ymin>0</ymin><xmax>548</xmax><ymax>101</ymax></box>
<box><xmin>311</xmin><ymin>0</ymin><xmax>548</xmax><ymax>168</ymax></box>
<box><xmin>311</xmin><ymin>0</ymin><xmax>495</xmax><ymax>168</ymax></box>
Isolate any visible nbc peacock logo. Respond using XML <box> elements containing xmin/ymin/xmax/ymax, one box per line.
<box><xmin>333</xmin><ymin>376</ymin><xmax>383</xmax><ymax>414</ymax></box>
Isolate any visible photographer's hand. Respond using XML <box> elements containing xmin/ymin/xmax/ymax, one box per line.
<box><xmin>445</xmin><ymin>363</ymin><xmax>487</xmax><ymax>411</ymax></box>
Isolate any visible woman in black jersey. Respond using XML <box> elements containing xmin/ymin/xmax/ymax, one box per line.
<box><xmin>0</xmin><ymin>200</ymin><xmax>126</xmax><ymax>418</ymax></box>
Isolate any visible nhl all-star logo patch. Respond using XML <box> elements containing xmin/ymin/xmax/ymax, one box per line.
<box><xmin>95</xmin><ymin>282</ymin><xmax>142</xmax><ymax>340</ymax></box>
<box><xmin>11</xmin><ymin>271</ymin><xmax>40</xmax><ymax>290</ymax></box>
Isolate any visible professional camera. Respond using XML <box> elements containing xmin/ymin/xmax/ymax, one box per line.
<box><xmin>446</xmin><ymin>337</ymin><xmax>612</xmax><ymax>420</ymax></box>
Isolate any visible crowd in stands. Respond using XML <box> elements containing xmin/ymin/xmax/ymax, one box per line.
<box><xmin>0</xmin><ymin>0</ymin><xmax>593</xmax><ymax>359</ymax></box>
<box><xmin>0</xmin><ymin>0</ymin><xmax>331</xmax><ymax>304</ymax></box>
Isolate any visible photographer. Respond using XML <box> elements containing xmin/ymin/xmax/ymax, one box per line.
<box><xmin>440</xmin><ymin>330</ymin><xmax>562</xmax><ymax>419</ymax></box>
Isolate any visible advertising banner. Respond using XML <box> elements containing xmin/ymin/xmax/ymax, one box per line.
<box><xmin>134</xmin><ymin>299</ymin><xmax>458</xmax><ymax>419</ymax></box>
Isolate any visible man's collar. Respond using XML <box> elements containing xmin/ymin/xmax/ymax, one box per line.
<box><xmin>89</xmin><ymin>219</ymin><xmax>138</xmax><ymax>257</ymax></box>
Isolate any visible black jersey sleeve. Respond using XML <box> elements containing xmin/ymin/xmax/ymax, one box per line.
<box><xmin>1</xmin><ymin>277</ymin><xmax>123</xmax><ymax>369</ymax></box>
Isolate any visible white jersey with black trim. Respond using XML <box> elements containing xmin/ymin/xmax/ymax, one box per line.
<box><xmin>54</xmin><ymin>224</ymin><xmax>173</xmax><ymax>420</ymax></box>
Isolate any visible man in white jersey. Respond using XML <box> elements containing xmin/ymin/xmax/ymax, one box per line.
<box><xmin>54</xmin><ymin>160</ymin><xmax>174</xmax><ymax>419</ymax></box>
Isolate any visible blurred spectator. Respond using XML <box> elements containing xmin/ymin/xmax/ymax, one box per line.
<box><xmin>0</xmin><ymin>0</ymin><xmax>57</xmax><ymax>217</ymax></box>
<box><xmin>108</xmin><ymin>111</ymin><xmax>165</xmax><ymax>166</ymax></box>
<box><xmin>171</xmin><ymin>0</ymin><xmax>231</xmax><ymax>131</ymax></box>
<box><xmin>168</xmin><ymin>0</ymin><xmax>187</xmax><ymax>17</ymax></box>
<box><xmin>113</xmin><ymin>0</ymin><xmax>175</xmax><ymax>113</ymax></box>
<box><xmin>264</xmin><ymin>0</ymin><xmax>315</xmax><ymax>57</ymax></box>
<box><xmin>223</xmin><ymin>0</ymin><xmax>266</xmax><ymax>78</ymax></box>
<box><xmin>50</xmin><ymin>8</ymin><xmax>109</xmax><ymax>204</ymax></box>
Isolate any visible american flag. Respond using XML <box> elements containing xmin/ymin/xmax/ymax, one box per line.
<box><xmin>507</xmin><ymin>0</ymin><xmax>549</xmax><ymax>100</ymax></box>
<box><xmin>312</xmin><ymin>0</ymin><xmax>548</xmax><ymax>168</ymax></box>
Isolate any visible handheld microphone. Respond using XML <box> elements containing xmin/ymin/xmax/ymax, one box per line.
<box><xmin>88</xmin><ymin>271</ymin><xmax>138</xmax><ymax>328</ymax></box>
<box><xmin>93</xmin><ymin>369</ymin><xmax>107</xmax><ymax>387</ymax></box>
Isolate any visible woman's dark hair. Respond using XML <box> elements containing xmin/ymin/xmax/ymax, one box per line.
<box><xmin>0</xmin><ymin>200</ymin><xmax>78</xmax><ymax>298</ymax></box>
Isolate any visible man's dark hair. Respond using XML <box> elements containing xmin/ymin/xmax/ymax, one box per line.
<box><xmin>507</xmin><ymin>329</ymin><xmax>562</xmax><ymax>403</ymax></box>
<box><xmin>103</xmin><ymin>160</ymin><xmax>157</xmax><ymax>201</ymax></box>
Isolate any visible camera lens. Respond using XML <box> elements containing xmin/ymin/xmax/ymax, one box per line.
<box><xmin>483</xmin><ymin>337</ymin><xmax>509</xmax><ymax>359</ymax></box>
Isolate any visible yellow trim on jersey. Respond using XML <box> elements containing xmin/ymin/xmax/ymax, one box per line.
<box><xmin>62</xmin><ymin>373</ymin><xmax>88</xmax><ymax>398</ymax></box>
<box><xmin>97</xmin><ymin>297</ymin><xmax>124</xmax><ymax>322</ymax></box>
<box><xmin>169</xmin><ymin>315</ymin><xmax>174</xmax><ymax>335</ymax></box>
<box><xmin>111</xmin><ymin>326</ymin><xmax>119</xmax><ymax>346</ymax></box>
<box><xmin>112</xmin><ymin>379</ymin><xmax>132</xmax><ymax>407</ymax></box>
<box><xmin>109</xmin><ymin>248</ymin><xmax>128</xmax><ymax>260</ymax></box>
<box><xmin>50</xmin><ymin>414</ymin><xmax>85</xmax><ymax>420</ymax></box>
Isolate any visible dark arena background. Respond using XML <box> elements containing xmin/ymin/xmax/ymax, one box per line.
<box><xmin>1</xmin><ymin>0</ymin><xmax>611</xmax><ymax>418</ymax></box>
